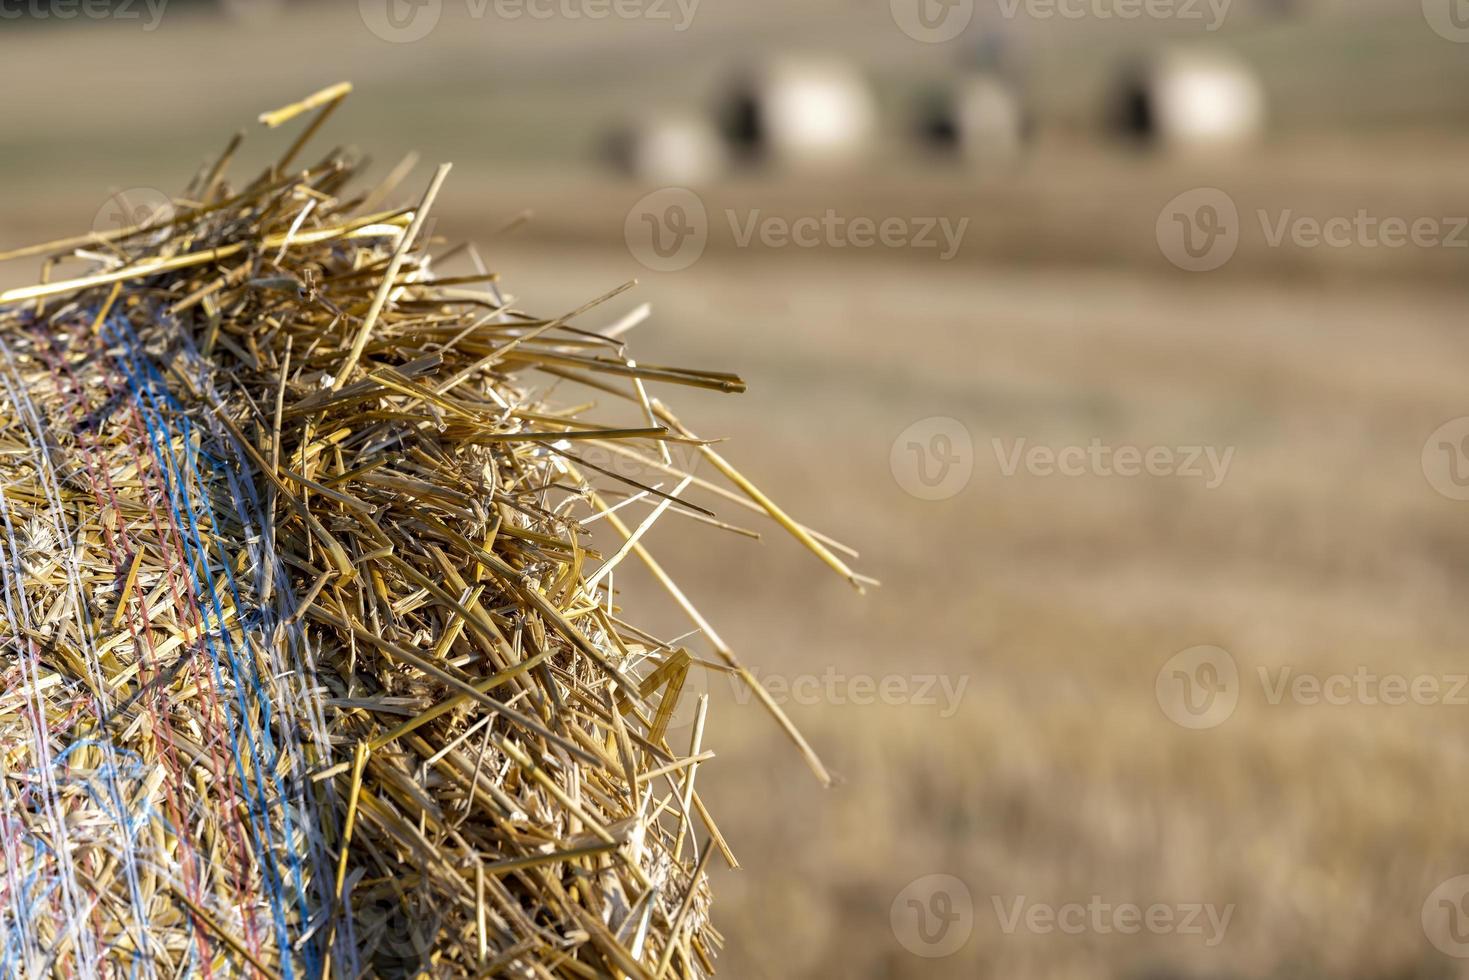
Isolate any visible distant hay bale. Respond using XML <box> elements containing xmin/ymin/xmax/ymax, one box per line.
<box><xmin>720</xmin><ymin>57</ymin><xmax>877</xmax><ymax>170</ymax></box>
<box><xmin>921</xmin><ymin>74</ymin><xmax>1027</xmax><ymax>165</ymax></box>
<box><xmin>607</xmin><ymin>113</ymin><xmax>725</xmax><ymax>185</ymax></box>
<box><xmin>0</xmin><ymin>83</ymin><xmax>865</xmax><ymax>979</ymax></box>
<box><xmin>1111</xmin><ymin>49</ymin><xmax>1266</xmax><ymax>151</ymax></box>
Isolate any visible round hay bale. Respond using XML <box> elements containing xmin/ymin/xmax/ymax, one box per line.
<box><xmin>606</xmin><ymin>112</ymin><xmax>725</xmax><ymax>185</ymax></box>
<box><xmin>921</xmin><ymin>74</ymin><xmax>1027</xmax><ymax>165</ymax></box>
<box><xmin>1111</xmin><ymin>49</ymin><xmax>1266</xmax><ymax>151</ymax></box>
<box><xmin>0</xmin><ymin>83</ymin><xmax>865</xmax><ymax>979</ymax></box>
<box><xmin>720</xmin><ymin>57</ymin><xmax>877</xmax><ymax>170</ymax></box>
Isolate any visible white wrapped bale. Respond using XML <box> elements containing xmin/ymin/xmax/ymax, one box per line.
<box><xmin>1113</xmin><ymin>49</ymin><xmax>1266</xmax><ymax>152</ymax></box>
<box><xmin>925</xmin><ymin>74</ymin><xmax>1026</xmax><ymax>164</ymax></box>
<box><xmin>607</xmin><ymin>113</ymin><xmax>725</xmax><ymax>185</ymax></box>
<box><xmin>721</xmin><ymin>57</ymin><xmax>877</xmax><ymax>170</ymax></box>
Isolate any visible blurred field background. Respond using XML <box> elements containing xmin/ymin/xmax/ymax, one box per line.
<box><xmin>5</xmin><ymin>1</ymin><xmax>1469</xmax><ymax>977</ymax></box>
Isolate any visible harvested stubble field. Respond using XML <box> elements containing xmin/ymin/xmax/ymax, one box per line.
<box><xmin>4</xmin><ymin>2</ymin><xmax>1469</xmax><ymax>978</ymax></box>
<box><xmin>501</xmin><ymin>247</ymin><xmax>1469</xmax><ymax>979</ymax></box>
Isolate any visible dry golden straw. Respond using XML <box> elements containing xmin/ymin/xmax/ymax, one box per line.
<box><xmin>0</xmin><ymin>83</ymin><xmax>865</xmax><ymax>978</ymax></box>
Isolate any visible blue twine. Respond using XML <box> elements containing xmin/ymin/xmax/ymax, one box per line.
<box><xmin>101</xmin><ymin>315</ymin><xmax>318</xmax><ymax>978</ymax></box>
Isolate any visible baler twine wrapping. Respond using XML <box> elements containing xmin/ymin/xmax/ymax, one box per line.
<box><xmin>0</xmin><ymin>83</ymin><xmax>870</xmax><ymax>978</ymax></box>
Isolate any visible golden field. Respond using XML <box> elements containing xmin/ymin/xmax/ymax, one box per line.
<box><xmin>4</xmin><ymin>2</ymin><xmax>1469</xmax><ymax>976</ymax></box>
